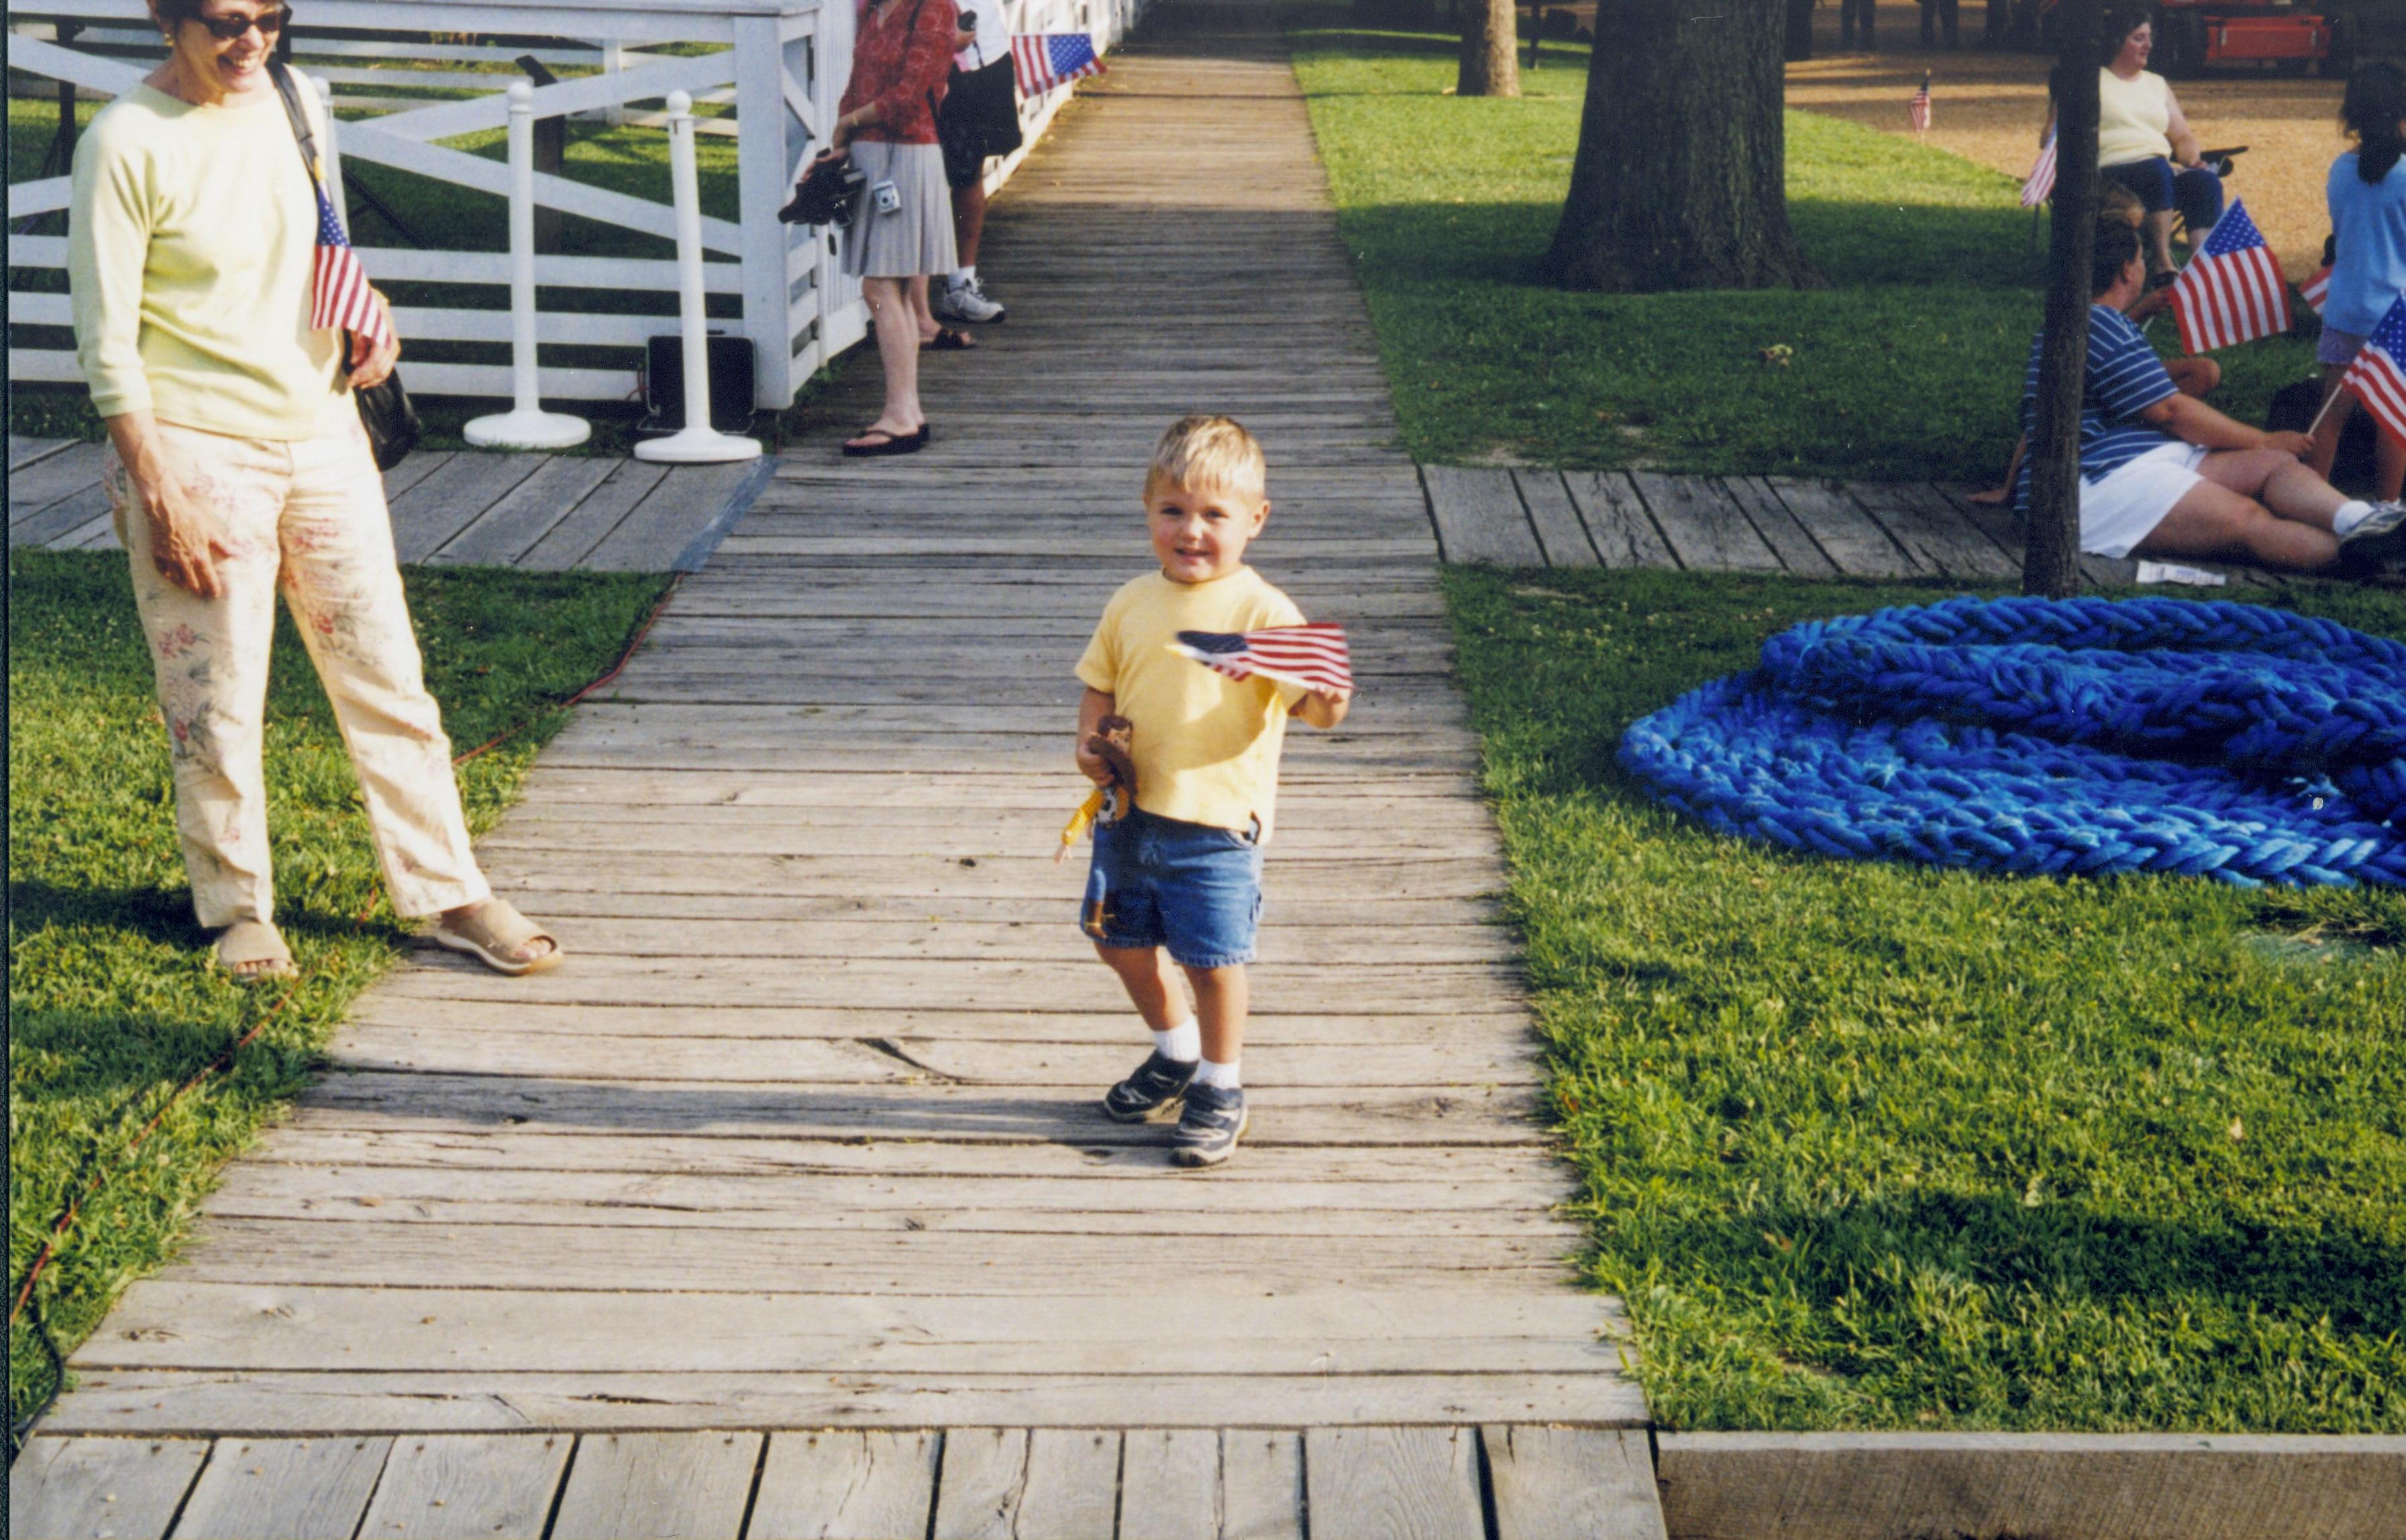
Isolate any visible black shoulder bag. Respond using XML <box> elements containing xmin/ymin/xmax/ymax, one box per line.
<box><xmin>269</xmin><ymin>62</ymin><xmax>421</xmax><ymax>470</ymax></box>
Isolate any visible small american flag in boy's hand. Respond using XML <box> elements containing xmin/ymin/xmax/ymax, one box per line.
<box><xmin>1171</xmin><ymin>625</ymin><xmax>1352</xmax><ymax>696</ymax></box>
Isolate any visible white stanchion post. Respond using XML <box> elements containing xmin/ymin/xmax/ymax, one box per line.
<box><xmin>635</xmin><ymin>89</ymin><xmax>762</xmax><ymax>465</ymax></box>
<box><xmin>465</xmin><ymin>78</ymin><xmax>589</xmax><ymax>450</ymax></box>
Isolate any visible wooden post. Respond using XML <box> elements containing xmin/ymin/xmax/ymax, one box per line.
<box><xmin>734</xmin><ymin>13</ymin><xmax>798</xmax><ymax>409</ymax></box>
<box><xmin>2024</xmin><ymin>0</ymin><xmax>2101</xmax><ymax>598</ymax></box>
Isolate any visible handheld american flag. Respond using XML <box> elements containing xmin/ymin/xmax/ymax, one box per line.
<box><xmin>2340</xmin><ymin>293</ymin><xmax>2406</xmax><ymax>447</ymax></box>
<box><xmin>1012</xmin><ymin>33</ymin><xmax>1104</xmax><ymax>97</ymax></box>
<box><xmin>1907</xmin><ymin>74</ymin><xmax>1932</xmax><ymax>135</ymax></box>
<box><xmin>2300</xmin><ymin>264</ymin><xmax>2332</xmax><ymax>316</ymax></box>
<box><xmin>2020</xmin><ymin>127</ymin><xmax>2056</xmax><ymax>208</ymax></box>
<box><xmin>1171</xmin><ymin>625</ymin><xmax>1352</xmax><ymax>696</ymax></box>
<box><xmin>2167</xmin><ymin>199</ymin><xmax>2290</xmax><ymax>353</ymax></box>
<box><xmin>309</xmin><ymin>176</ymin><xmax>390</xmax><ymax>349</ymax></box>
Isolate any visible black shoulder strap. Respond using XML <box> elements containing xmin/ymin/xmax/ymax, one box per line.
<box><xmin>267</xmin><ymin>60</ymin><xmax>329</xmax><ymax>199</ymax></box>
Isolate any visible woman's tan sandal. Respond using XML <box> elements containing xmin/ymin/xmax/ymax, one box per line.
<box><xmin>213</xmin><ymin>920</ymin><xmax>298</xmax><ymax>985</ymax></box>
<box><xmin>432</xmin><ymin>900</ymin><xmax>564</xmax><ymax>977</ymax></box>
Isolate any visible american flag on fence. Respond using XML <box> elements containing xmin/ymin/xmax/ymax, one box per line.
<box><xmin>2021</xmin><ymin>127</ymin><xmax>2057</xmax><ymax>207</ymax></box>
<box><xmin>2299</xmin><ymin>264</ymin><xmax>2332</xmax><ymax>315</ymax></box>
<box><xmin>307</xmin><ymin>167</ymin><xmax>390</xmax><ymax>347</ymax></box>
<box><xmin>1011</xmin><ymin>33</ymin><xmax>1103</xmax><ymax>97</ymax></box>
<box><xmin>2167</xmin><ymin>199</ymin><xmax>2291</xmax><ymax>353</ymax></box>
<box><xmin>1171</xmin><ymin>625</ymin><xmax>1353</xmax><ymax>696</ymax></box>
<box><xmin>1907</xmin><ymin>74</ymin><xmax>1932</xmax><ymax>134</ymax></box>
<box><xmin>2340</xmin><ymin>293</ymin><xmax>2406</xmax><ymax>446</ymax></box>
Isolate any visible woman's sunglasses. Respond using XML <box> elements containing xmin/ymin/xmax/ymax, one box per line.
<box><xmin>193</xmin><ymin>7</ymin><xmax>291</xmax><ymax>40</ymax></box>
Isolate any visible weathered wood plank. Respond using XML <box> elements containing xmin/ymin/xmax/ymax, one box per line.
<box><xmin>1847</xmin><ymin>481</ymin><xmax>2019</xmax><ymax>581</ymax></box>
<box><xmin>317</xmin><ymin>1030</ymin><xmax>1538</xmax><ymax>1088</ymax></box>
<box><xmin>1630</xmin><ymin>471</ymin><xmax>1780</xmax><ymax>572</ymax></box>
<box><xmin>1118</xmin><ymin>1429</ymin><xmax>1222</xmax><ymax>1540</ymax></box>
<box><xmin>547</xmin><ymin>1432</ymin><xmax>761</xmax><ymax>1540</ymax></box>
<box><xmin>352</xmin><ymin>1433</ymin><xmax>572</xmax><ymax>1540</ymax></box>
<box><xmin>11</xmin><ymin>482</ymin><xmax>115</xmax><ymax>548</ymax></box>
<box><xmin>749</xmin><ymin>1430</ymin><xmax>937</xmax><ymax>1540</ymax></box>
<box><xmin>171</xmin><ymin>1435</ymin><xmax>391</xmax><ymax>1539</ymax></box>
<box><xmin>1220</xmin><ymin>1430</ymin><xmax>1307</xmax><ymax>1540</ymax></box>
<box><xmin>581</xmin><ymin>457</ymin><xmax>770</xmax><ymax>573</ymax></box>
<box><xmin>378</xmin><ymin>450</ymin><xmax>456</xmax><ymax>504</ymax></box>
<box><xmin>931</xmin><ymin>1428</ymin><xmax>1029</xmax><ymax>1539</ymax></box>
<box><xmin>1483</xmin><ymin>1425</ymin><xmax>1668</xmax><ymax>1540</ymax></box>
<box><xmin>387</xmin><ymin>452</ymin><xmax>547</xmax><ymax>565</ymax></box>
<box><xmin>1014</xmin><ymin>1429</ymin><xmax>1120</xmax><ymax>1539</ymax></box>
<box><xmin>1721</xmin><ymin>476</ymin><xmax>1838</xmax><ymax>578</ymax></box>
<box><xmin>10</xmin><ymin>433</ymin><xmax>76</xmax><ymax>472</ymax></box>
<box><xmin>429</xmin><ymin>455</ymin><xmax>620</xmax><ymax>568</ymax></box>
<box><xmin>1422</xmin><ymin>465</ymin><xmax>1544</xmax><ymax>566</ymax></box>
<box><xmin>5</xmin><ymin>1437</ymin><xmax>207</xmax><ymax>1540</ymax></box>
<box><xmin>1562</xmin><ymin>471</ymin><xmax>1677</xmax><ymax>569</ymax></box>
<box><xmin>518</xmin><ymin>459</ymin><xmax>670</xmax><ymax>571</ymax></box>
<box><xmin>1304</xmin><ymin>1427</ymin><xmax>1485</xmax><ymax>1540</ymax></box>
<box><xmin>1765</xmin><ymin>477</ymin><xmax>1918</xmax><ymax>578</ymax></box>
<box><xmin>1511</xmin><ymin>470</ymin><xmax>1600</xmax><ymax>567</ymax></box>
<box><xmin>7</xmin><ymin>442</ymin><xmax>108</xmax><ymax>517</ymax></box>
<box><xmin>42</xmin><ymin>1372</ymin><xmax>1650</xmax><ymax>1435</ymax></box>
<box><xmin>83</xmin><ymin>1285</ymin><xmax>1612</xmax><ymax>1374</ymax></box>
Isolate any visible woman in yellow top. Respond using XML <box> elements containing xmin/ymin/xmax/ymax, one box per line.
<box><xmin>2051</xmin><ymin>7</ymin><xmax>2225</xmax><ymax>284</ymax></box>
<box><xmin>68</xmin><ymin>0</ymin><xmax>562</xmax><ymax>981</ymax></box>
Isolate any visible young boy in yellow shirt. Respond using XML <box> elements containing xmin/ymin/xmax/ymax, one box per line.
<box><xmin>1074</xmin><ymin>417</ymin><xmax>1352</xmax><ymax>1166</ymax></box>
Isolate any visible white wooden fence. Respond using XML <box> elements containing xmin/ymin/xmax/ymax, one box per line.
<box><xmin>5</xmin><ymin>0</ymin><xmax>1145</xmax><ymax>410</ymax></box>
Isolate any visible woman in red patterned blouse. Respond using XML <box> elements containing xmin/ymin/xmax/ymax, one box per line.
<box><xmin>830</xmin><ymin>0</ymin><xmax>967</xmax><ymax>457</ymax></box>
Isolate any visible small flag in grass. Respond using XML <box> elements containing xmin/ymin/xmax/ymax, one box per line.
<box><xmin>1171</xmin><ymin>625</ymin><xmax>1352</xmax><ymax>696</ymax></box>
<box><xmin>1907</xmin><ymin>74</ymin><xmax>1932</xmax><ymax>134</ymax></box>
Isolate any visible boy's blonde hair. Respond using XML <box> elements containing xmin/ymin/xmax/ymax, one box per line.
<box><xmin>1147</xmin><ymin>415</ymin><xmax>1267</xmax><ymax>500</ymax></box>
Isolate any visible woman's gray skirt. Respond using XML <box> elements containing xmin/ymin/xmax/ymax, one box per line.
<box><xmin>841</xmin><ymin>140</ymin><xmax>958</xmax><ymax>279</ymax></box>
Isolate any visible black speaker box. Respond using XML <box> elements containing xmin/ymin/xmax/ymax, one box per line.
<box><xmin>639</xmin><ymin>333</ymin><xmax>757</xmax><ymax>436</ymax></box>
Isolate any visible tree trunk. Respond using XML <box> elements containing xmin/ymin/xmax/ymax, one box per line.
<box><xmin>2024</xmin><ymin>0</ymin><xmax>2102</xmax><ymax>599</ymax></box>
<box><xmin>1785</xmin><ymin>0</ymin><xmax>1816</xmax><ymax>61</ymax></box>
<box><xmin>1458</xmin><ymin>0</ymin><xmax>1520</xmax><ymax>97</ymax></box>
<box><xmin>1544</xmin><ymin>0</ymin><xmax>1815</xmax><ymax>292</ymax></box>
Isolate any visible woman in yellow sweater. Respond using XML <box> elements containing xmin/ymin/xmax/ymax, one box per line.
<box><xmin>69</xmin><ymin>0</ymin><xmax>562</xmax><ymax>981</ymax></box>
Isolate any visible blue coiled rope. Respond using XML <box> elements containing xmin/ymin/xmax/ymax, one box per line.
<box><xmin>1618</xmin><ymin>596</ymin><xmax>2406</xmax><ymax>887</ymax></box>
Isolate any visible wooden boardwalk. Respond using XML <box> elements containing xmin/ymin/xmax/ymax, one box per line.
<box><xmin>8</xmin><ymin>435</ymin><xmax>770</xmax><ymax>573</ymax></box>
<box><xmin>12</xmin><ymin>4</ymin><xmax>1665</xmax><ymax>1536</ymax></box>
<box><xmin>1421</xmin><ymin>464</ymin><xmax>2299</xmax><ymax>591</ymax></box>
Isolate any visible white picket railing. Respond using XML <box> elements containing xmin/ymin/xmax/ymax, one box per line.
<box><xmin>6</xmin><ymin>0</ymin><xmax>1144</xmax><ymax>410</ymax></box>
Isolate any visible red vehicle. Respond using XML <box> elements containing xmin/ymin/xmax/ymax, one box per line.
<box><xmin>2150</xmin><ymin>1</ymin><xmax>2346</xmax><ymax>76</ymax></box>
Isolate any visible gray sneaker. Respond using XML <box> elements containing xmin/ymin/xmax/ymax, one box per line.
<box><xmin>933</xmin><ymin>277</ymin><xmax>1006</xmax><ymax>325</ymax></box>
<box><xmin>1103</xmin><ymin>1050</ymin><xmax>1196</xmax><ymax>1123</ymax></box>
<box><xmin>1170</xmin><ymin>1083</ymin><xmax>1248</xmax><ymax>1167</ymax></box>
<box><xmin>2339</xmin><ymin>500</ymin><xmax>2406</xmax><ymax>567</ymax></box>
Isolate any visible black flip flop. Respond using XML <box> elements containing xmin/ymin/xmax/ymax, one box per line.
<box><xmin>922</xmin><ymin>327</ymin><xmax>978</xmax><ymax>351</ymax></box>
<box><xmin>841</xmin><ymin>424</ymin><xmax>929</xmax><ymax>457</ymax></box>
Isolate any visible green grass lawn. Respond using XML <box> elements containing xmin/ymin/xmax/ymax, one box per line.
<box><xmin>1447</xmin><ymin>567</ymin><xmax>2406</xmax><ymax>1431</ymax></box>
<box><xmin>1286</xmin><ymin>13</ymin><xmax>2315</xmax><ymax>480</ymax></box>
<box><xmin>7</xmin><ymin>551</ymin><xmax>669</xmax><ymax>1436</ymax></box>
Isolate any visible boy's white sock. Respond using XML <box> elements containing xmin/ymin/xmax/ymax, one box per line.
<box><xmin>2335</xmin><ymin>500</ymin><xmax>2377</xmax><ymax>537</ymax></box>
<box><xmin>1152</xmin><ymin>1020</ymin><xmax>1201</xmax><ymax>1063</ymax></box>
<box><xmin>949</xmin><ymin>265</ymin><xmax>977</xmax><ymax>288</ymax></box>
<box><xmin>1192</xmin><ymin>1056</ymin><xmax>1241</xmax><ymax>1090</ymax></box>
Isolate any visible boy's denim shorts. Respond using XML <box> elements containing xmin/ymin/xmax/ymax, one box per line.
<box><xmin>1080</xmin><ymin>808</ymin><xmax>1263</xmax><ymax>969</ymax></box>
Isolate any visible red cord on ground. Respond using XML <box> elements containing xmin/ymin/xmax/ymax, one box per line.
<box><xmin>450</xmin><ymin>572</ymin><xmax>684</xmax><ymax>768</ymax></box>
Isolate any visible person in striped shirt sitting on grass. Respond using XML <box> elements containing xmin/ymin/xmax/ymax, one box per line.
<box><xmin>2012</xmin><ymin>221</ymin><xmax>2406</xmax><ymax>573</ymax></box>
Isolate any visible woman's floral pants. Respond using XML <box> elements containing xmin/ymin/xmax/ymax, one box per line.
<box><xmin>107</xmin><ymin>417</ymin><xmax>490</xmax><ymax>928</ymax></box>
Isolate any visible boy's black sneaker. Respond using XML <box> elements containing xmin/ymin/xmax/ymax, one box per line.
<box><xmin>1171</xmin><ymin>1083</ymin><xmax>1248</xmax><ymax>1167</ymax></box>
<box><xmin>1102</xmin><ymin>1050</ymin><xmax>1197</xmax><ymax>1123</ymax></box>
